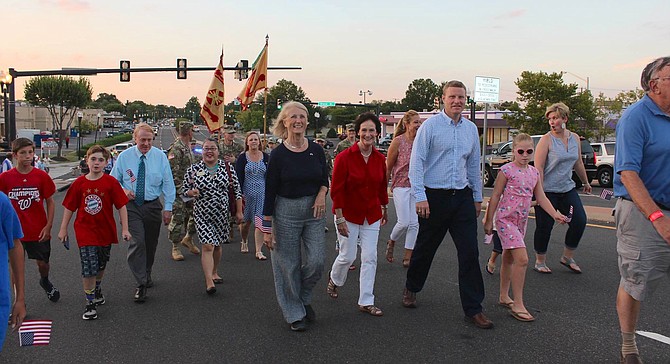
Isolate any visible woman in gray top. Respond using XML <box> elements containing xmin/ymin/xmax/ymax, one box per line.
<box><xmin>532</xmin><ymin>103</ymin><xmax>592</xmax><ymax>274</ymax></box>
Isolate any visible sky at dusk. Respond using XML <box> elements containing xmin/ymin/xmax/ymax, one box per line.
<box><xmin>2</xmin><ymin>0</ymin><xmax>669</xmax><ymax>108</ymax></box>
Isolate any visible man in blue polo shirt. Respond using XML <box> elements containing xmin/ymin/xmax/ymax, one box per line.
<box><xmin>613</xmin><ymin>56</ymin><xmax>670</xmax><ymax>364</ymax></box>
<box><xmin>0</xmin><ymin>191</ymin><xmax>26</xmax><ymax>351</ymax></box>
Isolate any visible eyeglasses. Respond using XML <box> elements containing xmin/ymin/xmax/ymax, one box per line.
<box><xmin>652</xmin><ymin>77</ymin><xmax>670</xmax><ymax>82</ymax></box>
<box><xmin>516</xmin><ymin>149</ymin><xmax>534</xmax><ymax>155</ymax></box>
<box><xmin>203</xmin><ymin>147</ymin><xmax>218</xmax><ymax>151</ymax></box>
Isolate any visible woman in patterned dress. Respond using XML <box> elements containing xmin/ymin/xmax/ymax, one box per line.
<box><xmin>183</xmin><ymin>138</ymin><xmax>243</xmax><ymax>294</ymax></box>
<box><xmin>235</xmin><ymin>131</ymin><xmax>270</xmax><ymax>260</ymax></box>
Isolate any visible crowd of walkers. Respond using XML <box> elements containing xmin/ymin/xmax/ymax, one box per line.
<box><xmin>0</xmin><ymin>58</ymin><xmax>669</xmax><ymax>364</ymax></box>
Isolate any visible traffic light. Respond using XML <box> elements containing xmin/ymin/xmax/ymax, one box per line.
<box><xmin>235</xmin><ymin>60</ymin><xmax>249</xmax><ymax>80</ymax></box>
<box><xmin>276</xmin><ymin>99</ymin><xmax>282</xmax><ymax>110</ymax></box>
<box><xmin>177</xmin><ymin>58</ymin><xmax>187</xmax><ymax>79</ymax></box>
<box><xmin>433</xmin><ymin>96</ymin><xmax>440</xmax><ymax>110</ymax></box>
<box><xmin>120</xmin><ymin>60</ymin><xmax>130</xmax><ymax>82</ymax></box>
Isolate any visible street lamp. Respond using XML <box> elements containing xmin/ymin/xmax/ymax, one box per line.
<box><xmin>95</xmin><ymin>112</ymin><xmax>101</xmax><ymax>143</ymax></box>
<box><xmin>561</xmin><ymin>71</ymin><xmax>590</xmax><ymax>92</ymax></box>
<box><xmin>0</xmin><ymin>70</ymin><xmax>13</xmax><ymax>143</ymax></box>
<box><xmin>359</xmin><ymin>90</ymin><xmax>372</xmax><ymax>104</ymax></box>
<box><xmin>77</xmin><ymin>111</ymin><xmax>83</xmax><ymax>159</ymax></box>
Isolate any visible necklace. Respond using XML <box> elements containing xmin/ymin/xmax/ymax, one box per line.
<box><xmin>285</xmin><ymin>138</ymin><xmax>305</xmax><ymax>149</ymax></box>
<box><xmin>360</xmin><ymin>148</ymin><xmax>372</xmax><ymax>158</ymax></box>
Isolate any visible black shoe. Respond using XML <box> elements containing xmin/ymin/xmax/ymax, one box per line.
<box><xmin>290</xmin><ymin>319</ymin><xmax>307</xmax><ymax>332</ymax></box>
<box><xmin>304</xmin><ymin>305</ymin><xmax>315</xmax><ymax>322</ymax></box>
<box><xmin>134</xmin><ymin>285</ymin><xmax>147</xmax><ymax>303</ymax></box>
<box><xmin>82</xmin><ymin>302</ymin><xmax>98</xmax><ymax>320</ymax></box>
<box><xmin>206</xmin><ymin>287</ymin><xmax>217</xmax><ymax>295</ymax></box>
<box><xmin>93</xmin><ymin>287</ymin><xmax>105</xmax><ymax>306</ymax></box>
<box><xmin>39</xmin><ymin>278</ymin><xmax>60</xmax><ymax>302</ymax></box>
<box><xmin>146</xmin><ymin>273</ymin><xmax>154</xmax><ymax>288</ymax></box>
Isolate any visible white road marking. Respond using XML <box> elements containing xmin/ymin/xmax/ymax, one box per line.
<box><xmin>636</xmin><ymin>330</ymin><xmax>670</xmax><ymax>345</ymax></box>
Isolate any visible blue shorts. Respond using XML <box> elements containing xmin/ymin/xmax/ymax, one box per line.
<box><xmin>79</xmin><ymin>246</ymin><xmax>112</xmax><ymax>278</ymax></box>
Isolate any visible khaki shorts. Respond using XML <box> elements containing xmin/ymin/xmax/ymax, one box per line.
<box><xmin>615</xmin><ymin>198</ymin><xmax>670</xmax><ymax>301</ymax></box>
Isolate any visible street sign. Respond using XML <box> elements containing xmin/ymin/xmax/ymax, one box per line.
<box><xmin>317</xmin><ymin>101</ymin><xmax>336</xmax><ymax>107</ymax></box>
<box><xmin>474</xmin><ymin>76</ymin><xmax>500</xmax><ymax>103</ymax></box>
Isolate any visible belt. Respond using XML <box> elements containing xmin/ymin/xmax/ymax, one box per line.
<box><xmin>622</xmin><ymin>197</ymin><xmax>670</xmax><ymax>211</ymax></box>
<box><xmin>425</xmin><ymin>187</ymin><xmax>468</xmax><ymax>195</ymax></box>
<box><xmin>134</xmin><ymin>198</ymin><xmax>158</xmax><ymax>205</ymax></box>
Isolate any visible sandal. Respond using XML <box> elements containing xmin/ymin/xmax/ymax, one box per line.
<box><xmin>385</xmin><ymin>240</ymin><xmax>395</xmax><ymax>263</ymax></box>
<box><xmin>560</xmin><ymin>256</ymin><xmax>582</xmax><ymax>274</ymax></box>
<box><xmin>213</xmin><ymin>277</ymin><xmax>223</xmax><ymax>284</ymax></box>
<box><xmin>240</xmin><ymin>241</ymin><xmax>249</xmax><ymax>253</ymax></box>
<box><xmin>533</xmin><ymin>262</ymin><xmax>552</xmax><ymax>274</ymax></box>
<box><xmin>358</xmin><ymin>305</ymin><xmax>384</xmax><ymax>317</ymax></box>
<box><xmin>327</xmin><ymin>274</ymin><xmax>338</xmax><ymax>299</ymax></box>
<box><xmin>255</xmin><ymin>252</ymin><xmax>267</xmax><ymax>260</ymax></box>
<box><xmin>485</xmin><ymin>260</ymin><xmax>495</xmax><ymax>275</ymax></box>
<box><xmin>498</xmin><ymin>300</ymin><xmax>514</xmax><ymax>309</ymax></box>
<box><xmin>510</xmin><ymin>309</ymin><xmax>535</xmax><ymax>322</ymax></box>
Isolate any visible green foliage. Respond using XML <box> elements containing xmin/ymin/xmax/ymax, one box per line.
<box><xmin>402</xmin><ymin>79</ymin><xmax>441</xmax><ymax>112</ymax></box>
<box><xmin>23</xmin><ymin>76</ymin><xmax>93</xmax><ymax>157</ymax></box>
<box><xmin>327</xmin><ymin>128</ymin><xmax>337</xmax><ymax>138</ymax></box>
<box><xmin>184</xmin><ymin>96</ymin><xmax>201</xmax><ymax>119</ymax></box>
<box><xmin>89</xmin><ymin>93</ymin><xmax>124</xmax><ymax>112</ymax></box>
<box><xmin>237</xmin><ymin>110</ymin><xmax>265</xmax><ymax>132</ymax></box>
<box><xmin>503</xmin><ymin>71</ymin><xmax>598</xmax><ymax>138</ymax></box>
<box><xmin>255</xmin><ymin>79</ymin><xmax>311</xmax><ymax>121</ymax></box>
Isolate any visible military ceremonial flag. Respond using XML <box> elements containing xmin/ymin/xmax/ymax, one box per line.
<box><xmin>200</xmin><ymin>51</ymin><xmax>226</xmax><ymax>133</ymax></box>
<box><xmin>18</xmin><ymin>320</ymin><xmax>52</xmax><ymax>346</ymax></box>
<box><xmin>236</xmin><ymin>41</ymin><xmax>268</xmax><ymax>110</ymax></box>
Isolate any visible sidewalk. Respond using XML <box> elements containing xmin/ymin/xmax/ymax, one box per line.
<box><xmin>47</xmin><ymin>160</ymin><xmax>80</xmax><ymax>191</ymax></box>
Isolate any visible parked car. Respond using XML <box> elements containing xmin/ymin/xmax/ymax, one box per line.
<box><xmin>483</xmin><ymin>135</ymin><xmax>596</xmax><ymax>188</ymax></box>
<box><xmin>590</xmin><ymin>142</ymin><xmax>615</xmax><ymax>187</ymax></box>
<box><xmin>192</xmin><ymin>125</ymin><xmax>200</xmax><ymax>132</ymax></box>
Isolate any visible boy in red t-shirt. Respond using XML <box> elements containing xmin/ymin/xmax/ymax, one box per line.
<box><xmin>59</xmin><ymin>145</ymin><xmax>130</xmax><ymax>320</ymax></box>
<box><xmin>0</xmin><ymin>138</ymin><xmax>59</xmax><ymax>302</ymax></box>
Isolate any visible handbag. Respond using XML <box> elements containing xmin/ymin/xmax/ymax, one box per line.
<box><xmin>224</xmin><ymin>161</ymin><xmax>244</xmax><ymax>215</ymax></box>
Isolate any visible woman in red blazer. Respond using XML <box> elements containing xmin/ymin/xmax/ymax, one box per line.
<box><xmin>327</xmin><ymin>112</ymin><xmax>389</xmax><ymax>316</ymax></box>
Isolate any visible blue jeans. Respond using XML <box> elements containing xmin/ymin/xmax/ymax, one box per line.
<box><xmin>271</xmin><ymin>195</ymin><xmax>325</xmax><ymax>323</ymax></box>
<box><xmin>533</xmin><ymin>188</ymin><xmax>587</xmax><ymax>254</ymax></box>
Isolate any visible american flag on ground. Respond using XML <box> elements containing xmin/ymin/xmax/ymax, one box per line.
<box><xmin>18</xmin><ymin>320</ymin><xmax>52</xmax><ymax>346</ymax></box>
<box><xmin>600</xmin><ymin>189</ymin><xmax>614</xmax><ymax>200</ymax></box>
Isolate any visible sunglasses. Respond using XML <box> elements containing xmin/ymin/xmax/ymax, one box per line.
<box><xmin>516</xmin><ymin>149</ymin><xmax>534</xmax><ymax>155</ymax></box>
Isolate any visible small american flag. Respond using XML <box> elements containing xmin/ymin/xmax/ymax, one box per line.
<box><xmin>600</xmin><ymin>189</ymin><xmax>614</xmax><ymax>200</ymax></box>
<box><xmin>564</xmin><ymin>205</ymin><xmax>574</xmax><ymax>223</ymax></box>
<box><xmin>126</xmin><ymin>169</ymin><xmax>136</xmax><ymax>183</ymax></box>
<box><xmin>18</xmin><ymin>320</ymin><xmax>52</xmax><ymax>346</ymax></box>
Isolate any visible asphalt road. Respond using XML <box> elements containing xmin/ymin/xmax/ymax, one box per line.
<box><xmin>2</xmin><ymin>128</ymin><xmax>668</xmax><ymax>363</ymax></box>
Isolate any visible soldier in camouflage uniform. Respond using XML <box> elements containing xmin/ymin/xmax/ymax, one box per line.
<box><xmin>167</xmin><ymin>121</ymin><xmax>200</xmax><ymax>261</ymax></box>
<box><xmin>315</xmin><ymin>137</ymin><xmax>333</xmax><ymax>179</ymax></box>
<box><xmin>334</xmin><ymin>123</ymin><xmax>357</xmax><ymax>157</ymax></box>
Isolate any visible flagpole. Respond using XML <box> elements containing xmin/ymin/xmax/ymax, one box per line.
<box><xmin>263</xmin><ymin>35</ymin><xmax>269</xmax><ymax>145</ymax></box>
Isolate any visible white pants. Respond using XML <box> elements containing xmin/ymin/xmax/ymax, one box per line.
<box><xmin>330</xmin><ymin>219</ymin><xmax>380</xmax><ymax>306</ymax></box>
<box><xmin>389</xmin><ymin>187</ymin><xmax>419</xmax><ymax>250</ymax></box>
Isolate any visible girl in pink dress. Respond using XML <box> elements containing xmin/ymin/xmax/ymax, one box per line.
<box><xmin>483</xmin><ymin>133</ymin><xmax>566</xmax><ymax>322</ymax></box>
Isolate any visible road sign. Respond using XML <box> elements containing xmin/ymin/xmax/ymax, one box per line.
<box><xmin>474</xmin><ymin>76</ymin><xmax>500</xmax><ymax>103</ymax></box>
<box><xmin>317</xmin><ymin>101</ymin><xmax>336</xmax><ymax>107</ymax></box>
<box><xmin>42</xmin><ymin>138</ymin><xmax>57</xmax><ymax>150</ymax></box>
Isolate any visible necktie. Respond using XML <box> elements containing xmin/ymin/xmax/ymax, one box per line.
<box><xmin>136</xmin><ymin>155</ymin><xmax>146</xmax><ymax>205</ymax></box>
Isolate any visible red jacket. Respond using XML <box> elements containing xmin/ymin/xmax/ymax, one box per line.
<box><xmin>331</xmin><ymin>142</ymin><xmax>388</xmax><ymax>225</ymax></box>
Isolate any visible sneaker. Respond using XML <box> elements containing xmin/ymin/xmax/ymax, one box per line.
<box><xmin>82</xmin><ymin>303</ymin><xmax>98</xmax><ymax>320</ymax></box>
<box><xmin>39</xmin><ymin>279</ymin><xmax>61</xmax><ymax>302</ymax></box>
<box><xmin>290</xmin><ymin>319</ymin><xmax>307</xmax><ymax>332</ymax></box>
<box><xmin>93</xmin><ymin>287</ymin><xmax>105</xmax><ymax>306</ymax></box>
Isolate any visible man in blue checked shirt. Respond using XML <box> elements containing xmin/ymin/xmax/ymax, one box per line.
<box><xmin>111</xmin><ymin>123</ymin><xmax>175</xmax><ymax>303</ymax></box>
<box><xmin>401</xmin><ymin>80</ymin><xmax>492</xmax><ymax>329</ymax></box>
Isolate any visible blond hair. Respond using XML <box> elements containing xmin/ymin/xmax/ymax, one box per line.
<box><xmin>394</xmin><ymin>110</ymin><xmax>419</xmax><ymax>137</ymax></box>
<box><xmin>272</xmin><ymin>101</ymin><xmax>308</xmax><ymax>139</ymax></box>
<box><xmin>132</xmin><ymin>122</ymin><xmax>153</xmax><ymax>138</ymax></box>
<box><xmin>544</xmin><ymin>102</ymin><xmax>569</xmax><ymax>119</ymax></box>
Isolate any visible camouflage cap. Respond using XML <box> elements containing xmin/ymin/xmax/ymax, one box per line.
<box><xmin>346</xmin><ymin>123</ymin><xmax>355</xmax><ymax>131</ymax></box>
<box><xmin>179</xmin><ymin>121</ymin><xmax>193</xmax><ymax>134</ymax></box>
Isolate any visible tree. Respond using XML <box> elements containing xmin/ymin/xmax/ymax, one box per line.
<box><xmin>24</xmin><ymin>76</ymin><xmax>92</xmax><ymax>157</ymax></box>
<box><xmin>237</xmin><ymin>110</ymin><xmax>265</xmax><ymax>132</ymax></box>
<box><xmin>402</xmin><ymin>79</ymin><xmax>441</xmax><ymax>112</ymax></box>
<box><xmin>251</xmin><ymin>79</ymin><xmax>311</xmax><ymax>133</ymax></box>
<box><xmin>89</xmin><ymin>92</ymin><xmax>124</xmax><ymax>112</ymax></box>
<box><xmin>503</xmin><ymin>71</ymin><xmax>598</xmax><ymax>137</ymax></box>
<box><xmin>592</xmin><ymin>88</ymin><xmax>645</xmax><ymax>141</ymax></box>
<box><xmin>184</xmin><ymin>96</ymin><xmax>201</xmax><ymax>121</ymax></box>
